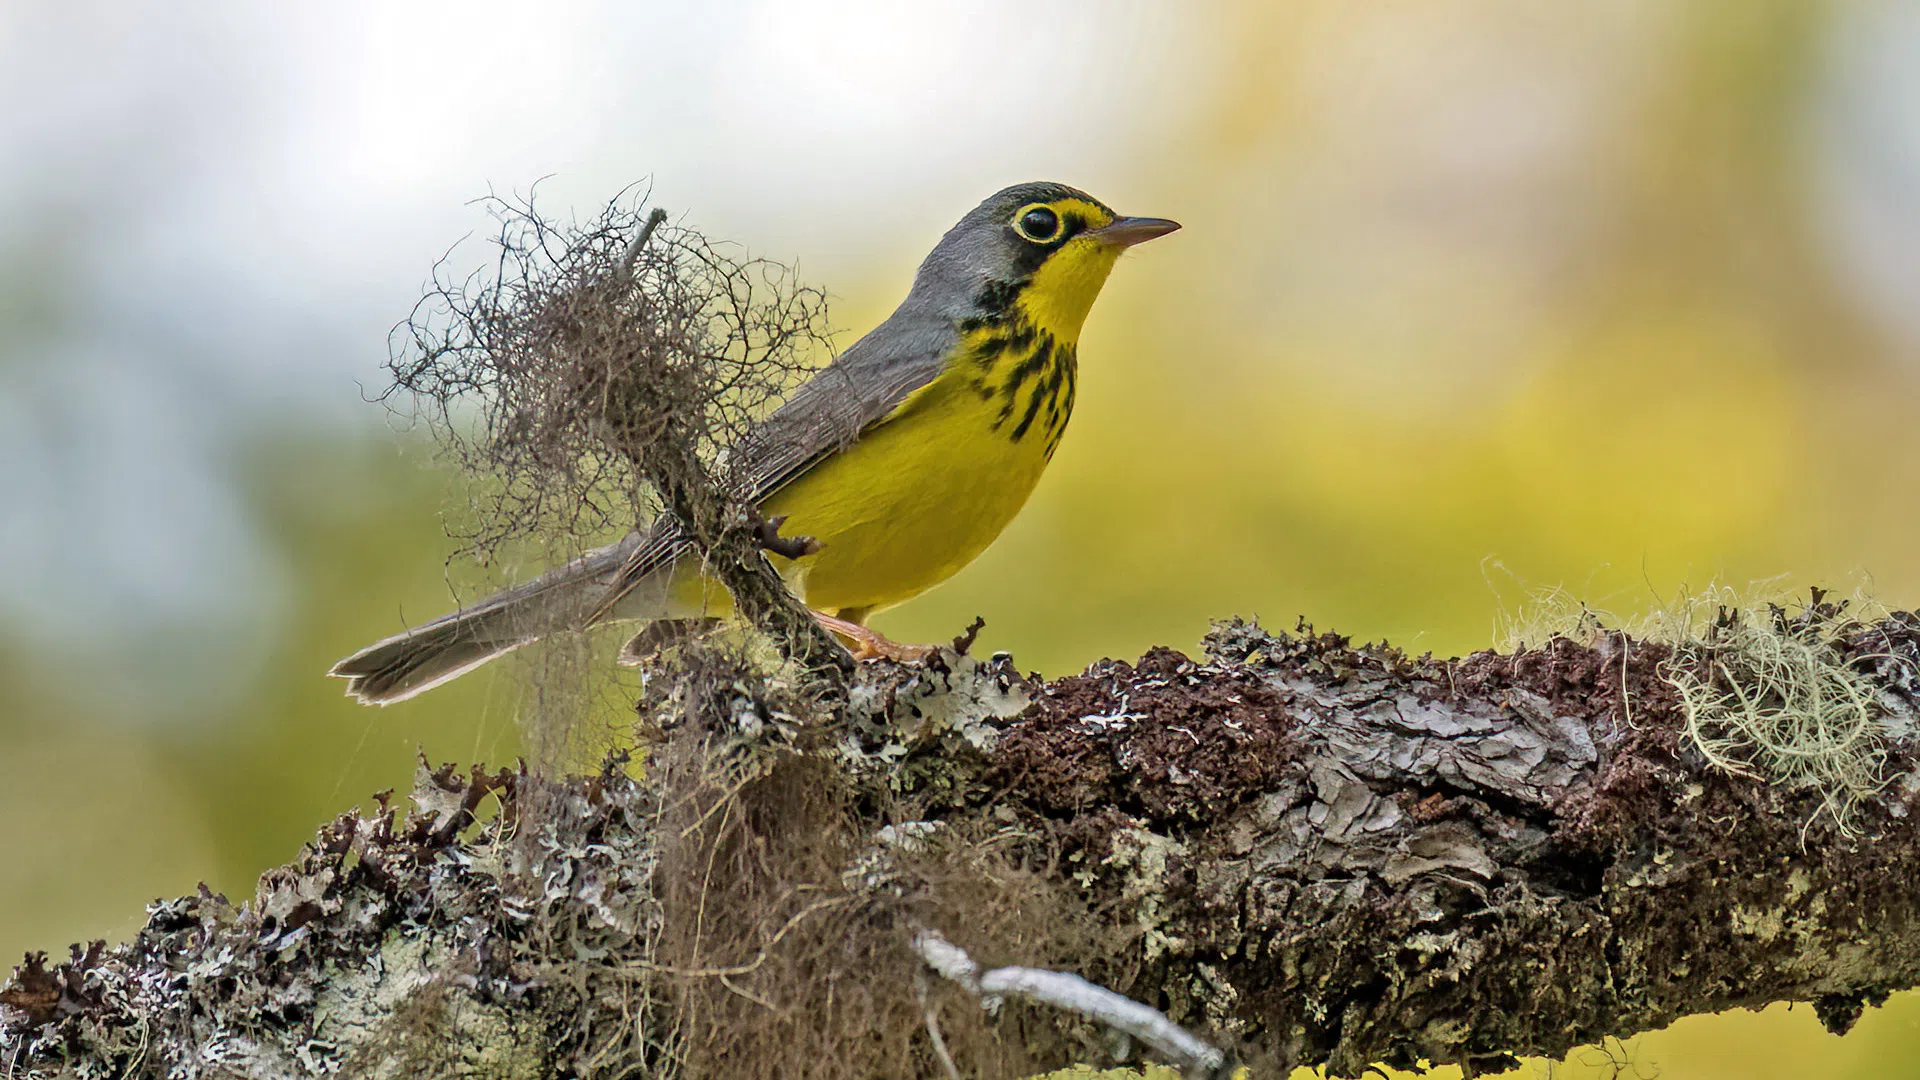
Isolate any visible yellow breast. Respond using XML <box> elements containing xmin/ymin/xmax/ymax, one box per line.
<box><xmin>759</xmin><ymin>322</ymin><xmax>1077</xmax><ymax>617</ymax></box>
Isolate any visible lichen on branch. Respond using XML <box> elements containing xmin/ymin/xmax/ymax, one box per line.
<box><xmin>11</xmin><ymin>604</ymin><xmax>1920</xmax><ymax>1078</ymax></box>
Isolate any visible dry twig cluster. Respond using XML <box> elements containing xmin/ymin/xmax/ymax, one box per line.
<box><xmin>387</xmin><ymin>187</ymin><xmax>827</xmax><ymax>563</ymax></box>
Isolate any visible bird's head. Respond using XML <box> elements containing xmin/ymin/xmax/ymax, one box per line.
<box><xmin>909</xmin><ymin>181</ymin><xmax>1179</xmax><ymax>342</ymax></box>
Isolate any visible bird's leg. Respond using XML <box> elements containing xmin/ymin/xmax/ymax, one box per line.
<box><xmin>753</xmin><ymin>515</ymin><xmax>935</xmax><ymax>663</ymax></box>
<box><xmin>811</xmin><ymin>612</ymin><xmax>940</xmax><ymax>663</ymax></box>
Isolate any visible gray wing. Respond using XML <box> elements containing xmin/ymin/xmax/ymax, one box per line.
<box><xmin>734</xmin><ymin>308</ymin><xmax>958</xmax><ymax>497</ymax></box>
<box><xmin>590</xmin><ymin>308</ymin><xmax>958</xmax><ymax>612</ymax></box>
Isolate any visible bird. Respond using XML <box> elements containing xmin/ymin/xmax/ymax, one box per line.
<box><xmin>331</xmin><ymin>181</ymin><xmax>1179</xmax><ymax>704</ymax></box>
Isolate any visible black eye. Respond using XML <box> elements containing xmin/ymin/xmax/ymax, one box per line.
<box><xmin>1012</xmin><ymin>204</ymin><xmax>1061</xmax><ymax>243</ymax></box>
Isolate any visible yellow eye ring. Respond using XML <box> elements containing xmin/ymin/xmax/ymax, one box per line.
<box><xmin>1010</xmin><ymin>203</ymin><xmax>1063</xmax><ymax>244</ymax></box>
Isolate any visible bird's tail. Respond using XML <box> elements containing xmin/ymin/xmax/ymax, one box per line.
<box><xmin>329</xmin><ymin>533</ymin><xmax>654</xmax><ymax>705</ymax></box>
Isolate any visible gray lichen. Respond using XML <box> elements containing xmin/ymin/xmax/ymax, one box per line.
<box><xmin>9</xmin><ymin>612</ymin><xmax>1920</xmax><ymax>1078</ymax></box>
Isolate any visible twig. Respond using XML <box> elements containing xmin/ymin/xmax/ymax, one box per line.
<box><xmin>618</xmin><ymin>207</ymin><xmax>670</xmax><ymax>285</ymax></box>
<box><xmin>951</xmin><ymin>616</ymin><xmax>987</xmax><ymax>655</ymax></box>
<box><xmin>912</xmin><ymin>930</ymin><xmax>1233</xmax><ymax>1080</ymax></box>
<box><xmin>916</xmin><ymin>971</ymin><xmax>963</xmax><ymax>1080</ymax></box>
<box><xmin>719</xmin><ymin>972</ymin><xmax>783</xmax><ymax>1014</ymax></box>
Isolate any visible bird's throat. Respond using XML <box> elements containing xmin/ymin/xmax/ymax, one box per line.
<box><xmin>1014</xmin><ymin>236</ymin><xmax>1125</xmax><ymax>343</ymax></box>
<box><xmin>959</xmin><ymin>313</ymin><xmax>1079</xmax><ymax>459</ymax></box>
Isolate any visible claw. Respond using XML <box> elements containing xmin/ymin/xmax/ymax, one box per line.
<box><xmin>754</xmin><ymin>513</ymin><xmax>822</xmax><ymax>560</ymax></box>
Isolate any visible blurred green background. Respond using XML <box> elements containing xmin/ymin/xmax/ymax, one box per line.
<box><xmin>4</xmin><ymin>2</ymin><xmax>1919</xmax><ymax>1076</ymax></box>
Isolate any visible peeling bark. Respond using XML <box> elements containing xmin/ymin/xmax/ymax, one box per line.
<box><xmin>7</xmin><ymin>612</ymin><xmax>1920</xmax><ymax>1078</ymax></box>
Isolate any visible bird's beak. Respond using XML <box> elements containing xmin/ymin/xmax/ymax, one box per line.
<box><xmin>1088</xmin><ymin>216</ymin><xmax>1181</xmax><ymax>248</ymax></box>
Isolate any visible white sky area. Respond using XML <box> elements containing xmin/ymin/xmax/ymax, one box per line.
<box><xmin>1813</xmin><ymin>0</ymin><xmax>1920</xmax><ymax>350</ymax></box>
<box><xmin>0</xmin><ymin>0</ymin><xmax>1914</xmax><ymax>714</ymax></box>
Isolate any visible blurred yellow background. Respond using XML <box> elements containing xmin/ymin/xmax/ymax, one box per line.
<box><xmin>4</xmin><ymin>1</ymin><xmax>1919</xmax><ymax>1076</ymax></box>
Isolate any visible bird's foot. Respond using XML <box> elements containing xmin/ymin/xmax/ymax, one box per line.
<box><xmin>753</xmin><ymin>513</ymin><xmax>823</xmax><ymax>560</ymax></box>
<box><xmin>811</xmin><ymin>612</ymin><xmax>939</xmax><ymax>662</ymax></box>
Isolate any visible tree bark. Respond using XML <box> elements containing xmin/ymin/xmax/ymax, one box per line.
<box><xmin>6</xmin><ymin>611</ymin><xmax>1920</xmax><ymax>1078</ymax></box>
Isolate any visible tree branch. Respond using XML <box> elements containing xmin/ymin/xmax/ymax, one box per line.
<box><xmin>6</xmin><ymin>610</ymin><xmax>1920</xmax><ymax>1078</ymax></box>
